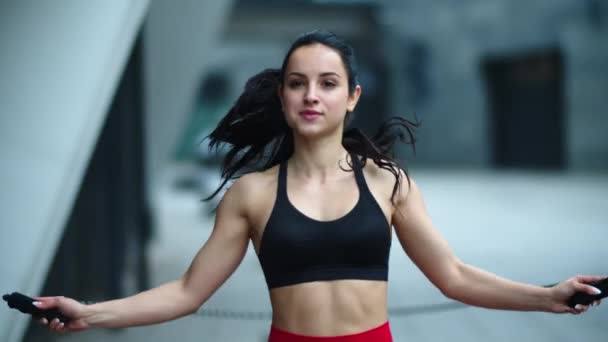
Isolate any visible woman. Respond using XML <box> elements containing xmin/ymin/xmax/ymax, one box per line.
<box><xmin>35</xmin><ymin>30</ymin><xmax>603</xmax><ymax>341</ymax></box>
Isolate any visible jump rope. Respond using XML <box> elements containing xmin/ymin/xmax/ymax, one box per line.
<box><xmin>3</xmin><ymin>278</ymin><xmax>607</xmax><ymax>323</ymax></box>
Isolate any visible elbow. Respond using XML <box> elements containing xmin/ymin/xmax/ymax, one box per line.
<box><xmin>177</xmin><ymin>296</ymin><xmax>202</xmax><ymax>318</ymax></box>
<box><xmin>184</xmin><ymin>303</ymin><xmax>201</xmax><ymax>316</ymax></box>
<box><xmin>180</xmin><ymin>291</ymin><xmax>204</xmax><ymax>317</ymax></box>
<box><xmin>176</xmin><ymin>279</ymin><xmax>203</xmax><ymax>317</ymax></box>
<box><xmin>440</xmin><ymin>281</ymin><xmax>460</xmax><ymax>301</ymax></box>
<box><xmin>437</xmin><ymin>260</ymin><xmax>465</xmax><ymax>301</ymax></box>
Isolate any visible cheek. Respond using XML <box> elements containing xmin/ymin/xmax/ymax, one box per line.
<box><xmin>281</xmin><ymin>94</ymin><xmax>299</xmax><ymax>125</ymax></box>
<box><xmin>325</xmin><ymin>93</ymin><xmax>350</xmax><ymax>113</ymax></box>
<box><xmin>282</xmin><ymin>92</ymin><xmax>300</xmax><ymax>110</ymax></box>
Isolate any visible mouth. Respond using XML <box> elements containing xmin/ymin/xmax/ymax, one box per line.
<box><xmin>299</xmin><ymin>110</ymin><xmax>322</xmax><ymax>121</ymax></box>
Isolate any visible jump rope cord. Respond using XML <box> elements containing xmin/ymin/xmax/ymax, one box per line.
<box><xmin>194</xmin><ymin>302</ymin><xmax>467</xmax><ymax>321</ymax></box>
<box><xmin>192</xmin><ymin>283</ymin><xmax>561</xmax><ymax>321</ymax></box>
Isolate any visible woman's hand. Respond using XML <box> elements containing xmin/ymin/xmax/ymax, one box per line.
<box><xmin>549</xmin><ymin>275</ymin><xmax>604</xmax><ymax>314</ymax></box>
<box><xmin>34</xmin><ymin>296</ymin><xmax>92</xmax><ymax>333</ymax></box>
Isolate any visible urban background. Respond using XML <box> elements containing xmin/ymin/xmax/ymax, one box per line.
<box><xmin>1</xmin><ymin>1</ymin><xmax>607</xmax><ymax>341</ymax></box>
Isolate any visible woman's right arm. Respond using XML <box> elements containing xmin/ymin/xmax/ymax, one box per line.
<box><xmin>37</xmin><ymin>176</ymin><xmax>253</xmax><ymax>332</ymax></box>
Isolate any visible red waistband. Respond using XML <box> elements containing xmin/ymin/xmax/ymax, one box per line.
<box><xmin>268</xmin><ymin>321</ymin><xmax>392</xmax><ymax>342</ymax></box>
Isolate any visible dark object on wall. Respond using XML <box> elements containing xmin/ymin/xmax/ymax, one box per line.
<box><xmin>585</xmin><ymin>0</ymin><xmax>605</xmax><ymax>29</ymax></box>
<box><xmin>482</xmin><ymin>48</ymin><xmax>565</xmax><ymax>169</ymax></box>
<box><xmin>346</xmin><ymin>38</ymin><xmax>390</xmax><ymax>137</ymax></box>
<box><xmin>404</xmin><ymin>40</ymin><xmax>430</xmax><ymax>108</ymax></box>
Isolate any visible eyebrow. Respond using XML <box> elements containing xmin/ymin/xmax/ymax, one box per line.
<box><xmin>287</xmin><ymin>72</ymin><xmax>341</xmax><ymax>78</ymax></box>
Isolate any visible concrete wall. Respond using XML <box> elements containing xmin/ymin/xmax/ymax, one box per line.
<box><xmin>563</xmin><ymin>22</ymin><xmax>608</xmax><ymax>170</ymax></box>
<box><xmin>0</xmin><ymin>1</ymin><xmax>148</xmax><ymax>341</ymax></box>
<box><xmin>381</xmin><ymin>0</ymin><xmax>608</xmax><ymax>169</ymax></box>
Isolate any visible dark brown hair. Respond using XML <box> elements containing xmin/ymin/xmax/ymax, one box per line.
<box><xmin>204</xmin><ymin>30</ymin><xmax>419</xmax><ymax>203</ymax></box>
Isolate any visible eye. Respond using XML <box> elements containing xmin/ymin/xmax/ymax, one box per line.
<box><xmin>288</xmin><ymin>79</ymin><xmax>304</xmax><ymax>88</ymax></box>
<box><xmin>321</xmin><ymin>80</ymin><xmax>337</xmax><ymax>88</ymax></box>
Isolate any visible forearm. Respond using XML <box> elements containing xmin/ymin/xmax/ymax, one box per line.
<box><xmin>444</xmin><ymin>262</ymin><xmax>554</xmax><ymax>312</ymax></box>
<box><xmin>84</xmin><ymin>279</ymin><xmax>198</xmax><ymax>328</ymax></box>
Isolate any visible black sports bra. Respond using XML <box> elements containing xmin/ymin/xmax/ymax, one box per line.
<box><xmin>257</xmin><ymin>156</ymin><xmax>391</xmax><ymax>289</ymax></box>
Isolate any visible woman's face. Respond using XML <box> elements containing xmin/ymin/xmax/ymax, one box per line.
<box><xmin>279</xmin><ymin>43</ymin><xmax>361</xmax><ymax>139</ymax></box>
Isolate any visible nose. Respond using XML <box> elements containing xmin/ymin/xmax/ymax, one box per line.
<box><xmin>304</xmin><ymin>85</ymin><xmax>319</xmax><ymax>104</ymax></box>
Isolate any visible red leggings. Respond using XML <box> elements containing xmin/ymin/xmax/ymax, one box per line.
<box><xmin>268</xmin><ymin>322</ymin><xmax>392</xmax><ymax>342</ymax></box>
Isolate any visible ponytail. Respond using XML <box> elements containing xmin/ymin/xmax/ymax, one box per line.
<box><xmin>342</xmin><ymin>116</ymin><xmax>419</xmax><ymax>204</ymax></box>
<box><xmin>203</xmin><ymin>68</ymin><xmax>292</xmax><ymax>201</ymax></box>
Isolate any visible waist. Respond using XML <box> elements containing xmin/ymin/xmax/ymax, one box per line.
<box><xmin>268</xmin><ymin>321</ymin><xmax>392</xmax><ymax>342</ymax></box>
<box><xmin>269</xmin><ymin>280</ymin><xmax>388</xmax><ymax>335</ymax></box>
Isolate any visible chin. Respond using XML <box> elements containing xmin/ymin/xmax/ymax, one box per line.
<box><xmin>286</xmin><ymin>115</ymin><xmax>344</xmax><ymax>139</ymax></box>
<box><xmin>293</xmin><ymin>124</ymin><xmax>342</xmax><ymax>140</ymax></box>
<box><xmin>292</xmin><ymin>126</ymin><xmax>324</xmax><ymax>138</ymax></box>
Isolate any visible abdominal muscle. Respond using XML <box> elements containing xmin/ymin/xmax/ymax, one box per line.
<box><xmin>268</xmin><ymin>279</ymin><xmax>389</xmax><ymax>336</ymax></box>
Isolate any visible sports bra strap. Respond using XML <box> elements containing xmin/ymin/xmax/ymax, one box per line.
<box><xmin>350</xmin><ymin>154</ymin><xmax>370</xmax><ymax>193</ymax></box>
<box><xmin>277</xmin><ymin>161</ymin><xmax>288</xmax><ymax>201</ymax></box>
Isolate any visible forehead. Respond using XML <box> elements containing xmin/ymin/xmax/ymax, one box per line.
<box><xmin>285</xmin><ymin>43</ymin><xmax>346</xmax><ymax>76</ymax></box>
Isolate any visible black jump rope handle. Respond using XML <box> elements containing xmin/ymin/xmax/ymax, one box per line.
<box><xmin>566</xmin><ymin>278</ymin><xmax>608</xmax><ymax>308</ymax></box>
<box><xmin>2</xmin><ymin>292</ymin><xmax>71</xmax><ymax>323</ymax></box>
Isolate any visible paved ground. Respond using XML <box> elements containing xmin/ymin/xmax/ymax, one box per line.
<box><xmin>44</xmin><ymin>168</ymin><xmax>608</xmax><ymax>341</ymax></box>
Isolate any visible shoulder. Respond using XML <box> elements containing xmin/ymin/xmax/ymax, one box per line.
<box><xmin>359</xmin><ymin>157</ymin><xmax>415</xmax><ymax>202</ymax></box>
<box><xmin>235</xmin><ymin>165</ymin><xmax>279</xmax><ymax>193</ymax></box>
<box><xmin>219</xmin><ymin>165</ymin><xmax>280</xmax><ymax>214</ymax></box>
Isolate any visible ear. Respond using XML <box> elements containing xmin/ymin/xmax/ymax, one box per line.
<box><xmin>277</xmin><ymin>84</ymin><xmax>284</xmax><ymax>110</ymax></box>
<box><xmin>347</xmin><ymin>85</ymin><xmax>362</xmax><ymax>113</ymax></box>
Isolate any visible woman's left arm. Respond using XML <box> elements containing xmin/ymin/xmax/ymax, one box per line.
<box><xmin>392</xmin><ymin>176</ymin><xmax>603</xmax><ymax>314</ymax></box>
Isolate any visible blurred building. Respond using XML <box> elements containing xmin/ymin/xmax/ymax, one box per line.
<box><xmin>209</xmin><ymin>0</ymin><xmax>608</xmax><ymax>170</ymax></box>
<box><xmin>1</xmin><ymin>1</ymin><xmax>607</xmax><ymax>342</ymax></box>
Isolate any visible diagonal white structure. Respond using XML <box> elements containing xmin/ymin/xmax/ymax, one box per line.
<box><xmin>0</xmin><ymin>1</ymin><xmax>149</xmax><ymax>341</ymax></box>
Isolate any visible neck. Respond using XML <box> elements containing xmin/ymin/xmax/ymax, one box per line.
<box><xmin>289</xmin><ymin>132</ymin><xmax>349</xmax><ymax>180</ymax></box>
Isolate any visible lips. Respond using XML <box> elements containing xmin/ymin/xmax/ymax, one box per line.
<box><xmin>299</xmin><ymin>110</ymin><xmax>322</xmax><ymax>121</ymax></box>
